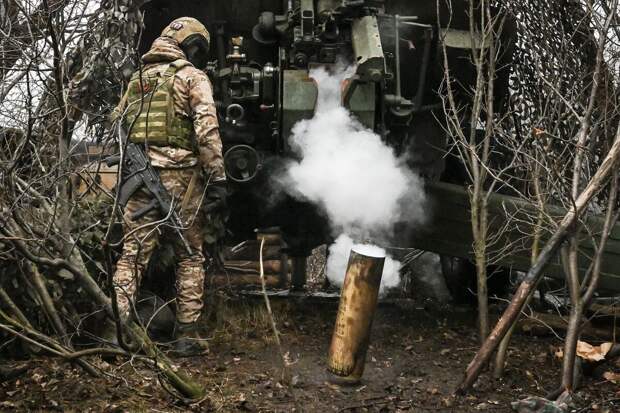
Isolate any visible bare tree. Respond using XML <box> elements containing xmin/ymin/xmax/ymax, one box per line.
<box><xmin>437</xmin><ymin>0</ymin><xmax>520</xmax><ymax>341</ymax></box>
<box><xmin>457</xmin><ymin>0</ymin><xmax>620</xmax><ymax>395</ymax></box>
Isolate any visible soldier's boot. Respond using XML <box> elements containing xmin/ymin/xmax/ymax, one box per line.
<box><xmin>173</xmin><ymin>322</ymin><xmax>209</xmax><ymax>356</ymax></box>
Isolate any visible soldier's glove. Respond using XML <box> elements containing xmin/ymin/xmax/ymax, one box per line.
<box><xmin>204</xmin><ymin>181</ymin><xmax>228</xmax><ymax>214</ymax></box>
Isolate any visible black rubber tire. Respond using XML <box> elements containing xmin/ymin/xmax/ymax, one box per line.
<box><xmin>440</xmin><ymin>256</ymin><xmax>510</xmax><ymax>305</ymax></box>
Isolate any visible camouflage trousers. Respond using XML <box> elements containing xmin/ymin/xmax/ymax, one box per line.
<box><xmin>113</xmin><ymin>168</ymin><xmax>207</xmax><ymax>324</ymax></box>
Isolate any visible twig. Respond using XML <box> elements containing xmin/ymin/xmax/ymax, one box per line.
<box><xmin>21</xmin><ymin>261</ymin><xmax>69</xmax><ymax>345</ymax></box>
<box><xmin>258</xmin><ymin>237</ymin><xmax>301</xmax><ymax>410</ymax></box>
<box><xmin>0</xmin><ymin>310</ymin><xmax>100</xmax><ymax>377</ymax></box>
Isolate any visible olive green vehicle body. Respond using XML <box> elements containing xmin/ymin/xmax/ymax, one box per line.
<box><xmin>421</xmin><ymin>182</ymin><xmax>620</xmax><ymax>293</ymax></box>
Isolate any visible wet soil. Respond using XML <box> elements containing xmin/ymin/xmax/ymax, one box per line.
<box><xmin>1</xmin><ymin>297</ymin><xmax>618</xmax><ymax>412</ymax></box>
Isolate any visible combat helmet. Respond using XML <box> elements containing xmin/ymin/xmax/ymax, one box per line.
<box><xmin>161</xmin><ymin>17</ymin><xmax>211</xmax><ymax>68</ymax></box>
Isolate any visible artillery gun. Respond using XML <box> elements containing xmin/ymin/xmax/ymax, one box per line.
<box><xmin>138</xmin><ymin>0</ymin><xmax>620</xmax><ymax>294</ymax></box>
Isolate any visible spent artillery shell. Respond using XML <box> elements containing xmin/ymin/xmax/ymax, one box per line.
<box><xmin>327</xmin><ymin>247</ymin><xmax>385</xmax><ymax>384</ymax></box>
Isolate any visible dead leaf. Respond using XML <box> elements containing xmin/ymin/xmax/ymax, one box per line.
<box><xmin>0</xmin><ymin>401</ymin><xmax>16</xmax><ymax>408</ymax></box>
<box><xmin>31</xmin><ymin>371</ymin><xmax>44</xmax><ymax>383</ymax></box>
<box><xmin>576</xmin><ymin>341</ymin><xmax>613</xmax><ymax>362</ymax></box>
<box><xmin>603</xmin><ymin>371</ymin><xmax>620</xmax><ymax>384</ymax></box>
<box><xmin>601</xmin><ymin>342</ymin><xmax>614</xmax><ymax>355</ymax></box>
<box><xmin>324</xmin><ymin>381</ymin><xmax>341</xmax><ymax>391</ymax></box>
<box><xmin>442</xmin><ymin>397</ymin><xmax>454</xmax><ymax>407</ymax></box>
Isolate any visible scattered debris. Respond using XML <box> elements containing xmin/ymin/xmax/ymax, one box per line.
<box><xmin>511</xmin><ymin>395</ymin><xmax>571</xmax><ymax>413</ymax></box>
<box><xmin>602</xmin><ymin>371</ymin><xmax>620</xmax><ymax>384</ymax></box>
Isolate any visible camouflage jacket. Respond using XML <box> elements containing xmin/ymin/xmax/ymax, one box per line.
<box><xmin>114</xmin><ymin>36</ymin><xmax>226</xmax><ymax>182</ymax></box>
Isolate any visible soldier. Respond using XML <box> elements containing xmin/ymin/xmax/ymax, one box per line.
<box><xmin>108</xmin><ymin>17</ymin><xmax>227</xmax><ymax>356</ymax></box>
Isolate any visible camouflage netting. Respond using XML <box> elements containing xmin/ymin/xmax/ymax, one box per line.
<box><xmin>503</xmin><ymin>0</ymin><xmax>619</xmax><ymax>207</ymax></box>
<box><xmin>67</xmin><ymin>0</ymin><xmax>145</xmax><ymax>137</ymax></box>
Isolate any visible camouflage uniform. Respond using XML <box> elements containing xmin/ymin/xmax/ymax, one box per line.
<box><xmin>113</xmin><ymin>23</ymin><xmax>225</xmax><ymax>325</ymax></box>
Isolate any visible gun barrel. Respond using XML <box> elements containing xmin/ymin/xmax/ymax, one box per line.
<box><xmin>351</xmin><ymin>15</ymin><xmax>385</xmax><ymax>82</ymax></box>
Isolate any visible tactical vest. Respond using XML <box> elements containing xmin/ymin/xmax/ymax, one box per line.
<box><xmin>124</xmin><ymin>59</ymin><xmax>195</xmax><ymax>151</ymax></box>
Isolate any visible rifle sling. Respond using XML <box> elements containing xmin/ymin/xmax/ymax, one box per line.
<box><xmin>180</xmin><ymin>167</ymin><xmax>200</xmax><ymax>212</ymax></box>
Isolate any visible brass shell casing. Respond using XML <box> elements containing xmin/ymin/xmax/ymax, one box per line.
<box><xmin>327</xmin><ymin>249</ymin><xmax>385</xmax><ymax>384</ymax></box>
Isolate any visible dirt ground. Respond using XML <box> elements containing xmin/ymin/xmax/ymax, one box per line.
<box><xmin>1</xmin><ymin>295</ymin><xmax>619</xmax><ymax>412</ymax></box>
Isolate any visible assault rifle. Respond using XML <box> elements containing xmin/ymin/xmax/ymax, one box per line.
<box><xmin>106</xmin><ymin>125</ymin><xmax>192</xmax><ymax>254</ymax></box>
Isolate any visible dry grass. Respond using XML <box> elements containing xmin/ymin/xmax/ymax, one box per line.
<box><xmin>209</xmin><ymin>294</ymin><xmax>294</xmax><ymax>345</ymax></box>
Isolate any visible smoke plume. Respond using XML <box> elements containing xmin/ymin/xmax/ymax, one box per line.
<box><xmin>327</xmin><ymin>234</ymin><xmax>402</xmax><ymax>293</ymax></box>
<box><xmin>282</xmin><ymin>65</ymin><xmax>426</xmax><ymax>293</ymax></box>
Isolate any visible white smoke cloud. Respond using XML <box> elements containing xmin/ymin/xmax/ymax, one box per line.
<box><xmin>281</xmin><ymin>64</ymin><xmax>426</xmax><ymax>293</ymax></box>
<box><xmin>327</xmin><ymin>234</ymin><xmax>402</xmax><ymax>294</ymax></box>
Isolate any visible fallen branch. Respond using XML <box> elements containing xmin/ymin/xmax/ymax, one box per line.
<box><xmin>518</xmin><ymin>311</ymin><xmax>613</xmax><ymax>341</ymax></box>
<box><xmin>124</xmin><ymin>323</ymin><xmax>205</xmax><ymax>400</ymax></box>
<box><xmin>0</xmin><ymin>226</ymin><xmax>205</xmax><ymax>399</ymax></box>
<box><xmin>0</xmin><ymin>309</ymin><xmax>100</xmax><ymax>377</ymax></box>
<box><xmin>22</xmin><ymin>261</ymin><xmax>69</xmax><ymax>345</ymax></box>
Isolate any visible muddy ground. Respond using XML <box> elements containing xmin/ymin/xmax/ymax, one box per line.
<box><xmin>1</xmin><ymin>295</ymin><xmax>619</xmax><ymax>412</ymax></box>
